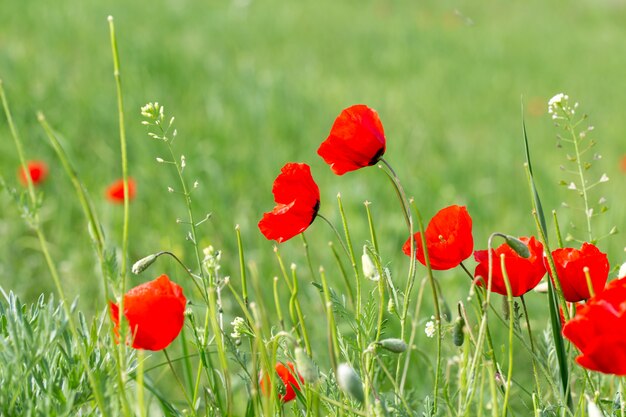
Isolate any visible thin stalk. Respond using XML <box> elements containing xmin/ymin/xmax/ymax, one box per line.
<box><xmin>500</xmin><ymin>254</ymin><xmax>514</xmax><ymax>417</ymax></box>
<box><xmin>163</xmin><ymin>348</ymin><xmax>197</xmax><ymax>413</ymax></box>
<box><xmin>335</xmin><ymin>193</ymin><xmax>362</xmax><ymax>330</ymax></box>
<box><xmin>273</xmin><ymin>277</ymin><xmax>285</xmax><ymax>330</ymax></box>
<box><xmin>1</xmin><ymin>80</ymin><xmax>112</xmax><ymax>416</ymax></box>
<box><xmin>552</xmin><ymin>210</ymin><xmax>564</xmax><ymax>248</ymax></box>
<box><xmin>408</xmin><ymin>199</ymin><xmax>442</xmax><ymax>411</ymax></box>
<box><xmin>236</xmin><ymin>225</ymin><xmax>248</xmax><ymax>305</ymax></box>
<box><xmin>107</xmin><ymin>20</ymin><xmax>135</xmax><ymax>417</ymax></box>
<box><xmin>290</xmin><ymin>266</ymin><xmax>312</xmax><ymax>355</ymax></box>
<box><xmin>39</xmin><ymin>113</ymin><xmax>136</xmax><ymax>410</ymax></box>
<box><xmin>520</xmin><ymin>295</ymin><xmax>542</xmax><ymax>405</ymax></box>
<box><xmin>319</xmin><ymin>267</ymin><xmax>340</xmax><ymax>370</ymax></box>
<box><xmin>566</xmin><ymin>117</ymin><xmax>593</xmax><ymax>242</ymax></box>
<box><xmin>136</xmin><ymin>349</ymin><xmax>147</xmax><ymax>417</ymax></box>
<box><xmin>328</xmin><ymin>241</ymin><xmax>355</xmax><ymax>306</ymax></box>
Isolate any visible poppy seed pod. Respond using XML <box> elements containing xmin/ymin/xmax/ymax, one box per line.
<box><xmin>453</xmin><ymin>316</ymin><xmax>465</xmax><ymax>347</ymax></box>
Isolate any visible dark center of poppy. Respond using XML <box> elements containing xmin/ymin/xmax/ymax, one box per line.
<box><xmin>368</xmin><ymin>147</ymin><xmax>385</xmax><ymax>166</ymax></box>
<box><xmin>309</xmin><ymin>200</ymin><xmax>321</xmax><ymax>226</ymax></box>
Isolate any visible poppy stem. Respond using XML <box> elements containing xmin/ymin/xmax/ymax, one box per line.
<box><xmin>520</xmin><ymin>295</ymin><xmax>543</xmax><ymax>405</ymax></box>
<box><xmin>163</xmin><ymin>348</ymin><xmax>197</xmax><ymax>413</ymax></box>
<box><xmin>317</xmin><ymin>214</ymin><xmax>351</xmax><ymax>260</ymax></box>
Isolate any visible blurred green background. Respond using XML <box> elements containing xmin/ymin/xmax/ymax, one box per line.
<box><xmin>1</xmin><ymin>0</ymin><xmax>625</xmax><ymax>407</ymax></box>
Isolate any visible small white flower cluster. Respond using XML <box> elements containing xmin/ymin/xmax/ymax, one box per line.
<box><xmin>230</xmin><ymin>316</ymin><xmax>246</xmax><ymax>339</ymax></box>
<box><xmin>202</xmin><ymin>245</ymin><xmax>222</xmax><ymax>272</ymax></box>
<box><xmin>140</xmin><ymin>102</ymin><xmax>164</xmax><ymax>121</ymax></box>
<box><xmin>547</xmin><ymin>93</ymin><xmax>578</xmax><ymax>120</ymax></box>
<box><xmin>425</xmin><ymin>319</ymin><xmax>436</xmax><ymax>338</ymax></box>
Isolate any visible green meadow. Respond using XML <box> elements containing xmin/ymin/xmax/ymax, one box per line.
<box><xmin>1</xmin><ymin>0</ymin><xmax>625</xmax><ymax>414</ymax></box>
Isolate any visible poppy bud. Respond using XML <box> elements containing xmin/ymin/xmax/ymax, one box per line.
<box><xmin>131</xmin><ymin>253</ymin><xmax>159</xmax><ymax>275</ymax></box>
<box><xmin>504</xmin><ymin>235</ymin><xmax>530</xmax><ymax>258</ymax></box>
<box><xmin>452</xmin><ymin>317</ymin><xmax>465</xmax><ymax>347</ymax></box>
<box><xmin>362</xmin><ymin>246</ymin><xmax>379</xmax><ymax>281</ymax></box>
<box><xmin>377</xmin><ymin>338</ymin><xmax>407</xmax><ymax>353</ymax></box>
<box><xmin>295</xmin><ymin>347</ymin><xmax>318</xmax><ymax>383</ymax></box>
<box><xmin>337</xmin><ymin>363</ymin><xmax>365</xmax><ymax>403</ymax></box>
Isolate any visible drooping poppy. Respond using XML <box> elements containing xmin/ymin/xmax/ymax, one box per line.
<box><xmin>110</xmin><ymin>274</ymin><xmax>186</xmax><ymax>351</ymax></box>
<box><xmin>317</xmin><ymin>104</ymin><xmax>386</xmax><ymax>175</ymax></box>
<box><xmin>258</xmin><ymin>163</ymin><xmax>320</xmax><ymax>243</ymax></box>
<box><xmin>549</xmin><ymin>242</ymin><xmax>609</xmax><ymax>302</ymax></box>
<box><xmin>402</xmin><ymin>205</ymin><xmax>473</xmax><ymax>270</ymax></box>
<box><xmin>473</xmin><ymin>236</ymin><xmax>546</xmax><ymax>297</ymax></box>
<box><xmin>18</xmin><ymin>160</ymin><xmax>48</xmax><ymax>186</ymax></box>
<box><xmin>260</xmin><ymin>362</ymin><xmax>304</xmax><ymax>403</ymax></box>
<box><xmin>106</xmin><ymin>178</ymin><xmax>136</xmax><ymax>203</ymax></box>
<box><xmin>563</xmin><ymin>278</ymin><xmax>626</xmax><ymax>375</ymax></box>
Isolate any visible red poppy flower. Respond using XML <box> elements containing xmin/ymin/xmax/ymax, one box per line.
<box><xmin>106</xmin><ymin>178</ymin><xmax>136</xmax><ymax>203</ymax></box>
<box><xmin>18</xmin><ymin>160</ymin><xmax>48</xmax><ymax>186</ymax></box>
<box><xmin>549</xmin><ymin>242</ymin><xmax>609</xmax><ymax>302</ymax></box>
<box><xmin>109</xmin><ymin>274</ymin><xmax>186</xmax><ymax>351</ymax></box>
<box><xmin>260</xmin><ymin>362</ymin><xmax>304</xmax><ymax>403</ymax></box>
<box><xmin>620</xmin><ymin>155</ymin><xmax>626</xmax><ymax>172</ymax></box>
<box><xmin>473</xmin><ymin>236</ymin><xmax>546</xmax><ymax>297</ymax></box>
<box><xmin>563</xmin><ymin>278</ymin><xmax>626</xmax><ymax>375</ymax></box>
<box><xmin>402</xmin><ymin>205</ymin><xmax>473</xmax><ymax>270</ymax></box>
<box><xmin>317</xmin><ymin>104</ymin><xmax>386</xmax><ymax>175</ymax></box>
<box><xmin>258</xmin><ymin>163</ymin><xmax>320</xmax><ymax>243</ymax></box>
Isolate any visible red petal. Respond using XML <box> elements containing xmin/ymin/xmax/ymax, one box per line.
<box><xmin>318</xmin><ymin>105</ymin><xmax>386</xmax><ymax>175</ymax></box>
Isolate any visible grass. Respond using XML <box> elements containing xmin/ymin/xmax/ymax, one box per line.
<box><xmin>1</xmin><ymin>0</ymin><xmax>625</xmax><ymax>415</ymax></box>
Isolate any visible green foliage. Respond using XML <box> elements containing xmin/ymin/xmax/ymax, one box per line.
<box><xmin>0</xmin><ymin>291</ymin><xmax>134</xmax><ymax>416</ymax></box>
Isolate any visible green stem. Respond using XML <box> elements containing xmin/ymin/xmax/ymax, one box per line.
<box><xmin>500</xmin><ymin>254</ymin><xmax>514</xmax><ymax>417</ymax></box>
<box><xmin>520</xmin><ymin>295</ymin><xmax>542</xmax><ymax>405</ymax></box>
<box><xmin>1</xmin><ymin>80</ymin><xmax>113</xmax><ymax>416</ymax></box>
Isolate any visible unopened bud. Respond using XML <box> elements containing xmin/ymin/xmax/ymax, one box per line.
<box><xmin>587</xmin><ymin>400</ymin><xmax>603</xmax><ymax>417</ymax></box>
<box><xmin>361</xmin><ymin>246</ymin><xmax>379</xmax><ymax>281</ymax></box>
<box><xmin>295</xmin><ymin>347</ymin><xmax>318</xmax><ymax>383</ymax></box>
<box><xmin>387</xmin><ymin>298</ymin><xmax>396</xmax><ymax>314</ymax></box>
<box><xmin>131</xmin><ymin>253</ymin><xmax>159</xmax><ymax>274</ymax></box>
<box><xmin>337</xmin><ymin>363</ymin><xmax>364</xmax><ymax>403</ymax></box>
<box><xmin>504</xmin><ymin>235</ymin><xmax>530</xmax><ymax>258</ymax></box>
<box><xmin>377</xmin><ymin>338</ymin><xmax>407</xmax><ymax>353</ymax></box>
<box><xmin>453</xmin><ymin>316</ymin><xmax>465</xmax><ymax>347</ymax></box>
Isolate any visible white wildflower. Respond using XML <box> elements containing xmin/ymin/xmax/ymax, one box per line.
<box><xmin>425</xmin><ymin>321</ymin><xmax>436</xmax><ymax>338</ymax></box>
<box><xmin>619</xmin><ymin>262</ymin><xmax>626</xmax><ymax>279</ymax></box>
<box><xmin>599</xmin><ymin>173</ymin><xmax>609</xmax><ymax>183</ymax></box>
